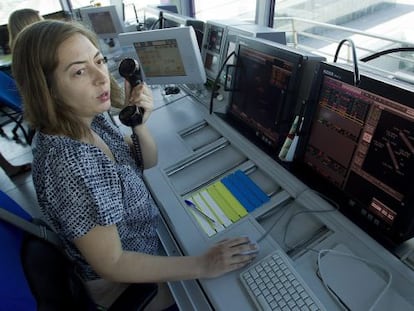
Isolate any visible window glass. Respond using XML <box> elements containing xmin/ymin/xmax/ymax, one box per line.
<box><xmin>193</xmin><ymin>0</ymin><xmax>256</xmax><ymax>22</ymax></box>
<box><xmin>0</xmin><ymin>1</ymin><xmax>178</xmax><ymax>25</ymax></box>
<box><xmin>0</xmin><ymin>0</ymin><xmax>62</xmax><ymax>25</ymax></box>
<box><xmin>274</xmin><ymin>0</ymin><xmax>414</xmax><ymax>76</ymax></box>
<box><xmin>122</xmin><ymin>1</ymin><xmax>180</xmax><ymax>25</ymax></box>
<box><xmin>71</xmin><ymin>0</ymin><xmax>110</xmax><ymax>8</ymax></box>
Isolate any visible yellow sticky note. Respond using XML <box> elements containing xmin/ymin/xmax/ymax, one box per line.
<box><xmin>212</xmin><ymin>182</ymin><xmax>248</xmax><ymax>218</ymax></box>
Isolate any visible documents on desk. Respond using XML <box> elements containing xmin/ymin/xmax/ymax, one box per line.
<box><xmin>185</xmin><ymin>170</ymin><xmax>270</xmax><ymax>236</ymax></box>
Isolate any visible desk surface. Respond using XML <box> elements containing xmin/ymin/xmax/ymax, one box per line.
<box><xmin>116</xmin><ymin>85</ymin><xmax>414</xmax><ymax>310</ymax></box>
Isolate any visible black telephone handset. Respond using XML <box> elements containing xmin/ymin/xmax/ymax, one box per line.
<box><xmin>118</xmin><ymin>58</ymin><xmax>145</xmax><ymax>127</ymax></box>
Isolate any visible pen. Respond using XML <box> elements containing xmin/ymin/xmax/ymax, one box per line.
<box><xmin>184</xmin><ymin>199</ymin><xmax>217</xmax><ymax>224</ymax></box>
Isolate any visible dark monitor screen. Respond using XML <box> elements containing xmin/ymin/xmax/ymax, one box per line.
<box><xmin>156</xmin><ymin>5</ymin><xmax>178</xmax><ymax>13</ymax></box>
<box><xmin>202</xmin><ymin>23</ymin><xmax>226</xmax><ymax>77</ymax></box>
<box><xmin>224</xmin><ymin>36</ymin><xmax>321</xmax><ymax>159</ymax></box>
<box><xmin>297</xmin><ymin>62</ymin><xmax>414</xmax><ymax>245</ymax></box>
<box><xmin>80</xmin><ymin>5</ymin><xmax>124</xmax><ymax>39</ymax></box>
<box><xmin>89</xmin><ymin>11</ymin><xmax>117</xmax><ymax>34</ymax></box>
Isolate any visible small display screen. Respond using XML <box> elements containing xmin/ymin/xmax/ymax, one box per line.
<box><xmin>134</xmin><ymin>39</ymin><xmax>185</xmax><ymax>77</ymax></box>
<box><xmin>88</xmin><ymin>12</ymin><xmax>117</xmax><ymax>34</ymax></box>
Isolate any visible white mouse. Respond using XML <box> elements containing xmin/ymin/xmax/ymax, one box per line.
<box><xmin>238</xmin><ymin>236</ymin><xmax>260</xmax><ymax>256</ymax></box>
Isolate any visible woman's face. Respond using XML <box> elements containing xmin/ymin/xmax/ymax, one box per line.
<box><xmin>53</xmin><ymin>33</ymin><xmax>111</xmax><ymax>122</ymax></box>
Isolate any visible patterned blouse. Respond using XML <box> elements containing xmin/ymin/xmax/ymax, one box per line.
<box><xmin>31</xmin><ymin>114</ymin><xmax>160</xmax><ymax>281</ymax></box>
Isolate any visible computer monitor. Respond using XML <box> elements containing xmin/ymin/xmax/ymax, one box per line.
<box><xmin>221</xmin><ymin>36</ymin><xmax>324</xmax><ymax>159</ymax></box>
<box><xmin>79</xmin><ymin>5</ymin><xmax>124</xmax><ymax>39</ymax></box>
<box><xmin>143</xmin><ymin>6</ymin><xmax>205</xmax><ymax>50</ymax></box>
<box><xmin>118</xmin><ymin>26</ymin><xmax>206</xmax><ymax>85</ymax></box>
<box><xmin>201</xmin><ymin>20</ymin><xmax>236</xmax><ymax>81</ymax></box>
<box><xmin>296</xmin><ymin>61</ymin><xmax>414</xmax><ymax>246</ymax></box>
<box><xmin>201</xmin><ymin>20</ymin><xmax>286</xmax><ymax>82</ymax></box>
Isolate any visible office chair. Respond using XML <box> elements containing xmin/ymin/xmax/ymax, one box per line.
<box><xmin>21</xmin><ymin>235</ymin><xmax>158</xmax><ymax>311</ymax></box>
<box><xmin>0</xmin><ymin>70</ymin><xmax>32</xmax><ymax>144</ymax></box>
<box><xmin>0</xmin><ymin>189</ymin><xmax>158</xmax><ymax>311</ymax></box>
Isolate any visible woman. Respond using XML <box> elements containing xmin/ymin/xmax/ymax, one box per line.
<box><xmin>0</xmin><ymin>8</ymin><xmax>43</xmax><ymax>176</ymax></box>
<box><xmin>12</xmin><ymin>20</ymin><xmax>257</xmax><ymax>310</ymax></box>
<box><xmin>8</xmin><ymin>8</ymin><xmax>43</xmax><ymax>50</ymax></box>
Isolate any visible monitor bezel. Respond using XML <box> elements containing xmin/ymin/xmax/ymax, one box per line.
<box><xmin>79</xmin><ymin>5</ymin><xmax>124</xmax><ymax>39</ymax></box>
<box><xmin>118</xmin><ymin>26</ymin><xmax>206</xmax><ymax>85</ymax></box>
<box><xmin>143</xmin><ymin>6</ymin><xmax>205</xmax><ymax>49</ymax></box>
<box><xmin>224</xmin><ymin>35</ymin><xmax>306</xmax><ymax>157</ymax></box>
<box><xmin>200</xmin><ymin>21</ymin><xmax>230</xmax><ymax>81</ymax></box>
<box><xmin>295</xmin><ymin>61</ymin><xmax>414</xmax><ymax>246</ymax></box>
<box><xmin>160</xmin><ymin>13</ymin><xmax>205</xmax><ymax>51</ymax></box>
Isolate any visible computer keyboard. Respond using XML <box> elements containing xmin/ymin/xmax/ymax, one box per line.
<box><xmin>240</xmin><ymin>249</ymin><xmax>325</xmax><ymax>311</ymax></box>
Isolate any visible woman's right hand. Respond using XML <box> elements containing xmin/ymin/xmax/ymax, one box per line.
<box><xmin>198</xmin><ymin>237</ymin><xmax>259</xmax><ymax>279</ymax></box>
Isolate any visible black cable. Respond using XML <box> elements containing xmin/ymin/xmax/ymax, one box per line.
<box><xmin>282</xmin><ymin>188</ymin><xmax>340</xmax><ymax>251</ymax></box>
<box><xmin>148</xmin><ymin>13</ymin><xmax>166</xmax><ymax>30</ymax></box>
<box><xmin>132</xmin><ymin>3</ymin><xmax>139</xmax><ymax>25</ymax></box>
<box><xmin>159</xmin><ymin>11</ymin><xmax>164</xmax><ymax>29</ymax></box>
<box><xmin>257</xmin><ymin>203</ymin><xmax>291</xmax><ymax>243</ymax></box>
<box><xmin>131</xmin><ymin>132</ymin><xmax>144</xmax><ymax>172</ymax></box>
<box><xmin>209</xmin><ymin>51</ymin><xmax>236</xmax><ymax>114</ymax></box>
<box><xmin>256</xmin><ymin>187</ymin><xmax>340</xmax><ymax>248</ymax></box>
<box><xmin>149</xmin><ymin>18</ymin><xmax>160</xmax><ymax>30</ymax></box>
<box><xmin>360</xmin><ymin>46</ymin><xmax>414</xmax><ymax>62</ymax></box>
<box><xmin>333</xmin><ymin>39</ymin><xmax>360</xmax><ymax>86</ymax></box>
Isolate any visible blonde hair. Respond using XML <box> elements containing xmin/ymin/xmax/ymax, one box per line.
<box><xmin>12</xmin><ymin>20</ymin><xmax>123</xmax><ymax>139</ymax></box>
<box><xmin>8</xmin><ymin>8</ymin><xmax>43</xmax><ymax>50</ymax></box>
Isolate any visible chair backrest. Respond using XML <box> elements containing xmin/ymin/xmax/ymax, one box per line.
<box><xmin>0</xmin><ymin>189</ymin><xmax>95</xmax><ymax>311</ymax></box>
<box><xmin>0</xmin><ymin>190</ymin><xmax>158</xmax><ymax>311</ymax></box>
<box><xmin>21</xmin><ymin>234</ymin><xmax>96</xmax><ymax>311</ymax></box>
<box><xmin>0</xmin><ymin>190</ymin><xmax>36</xmax><ymax>311</ymax></box>
<box><xmin>21</xmin><ymin>235</ymin><xmax>159</xmax><ymax>311</ymax></box>
<box><xmin>0</xmin><ymin>70</ymin><xmax>22</xmax><ymax>112</ymax></box>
